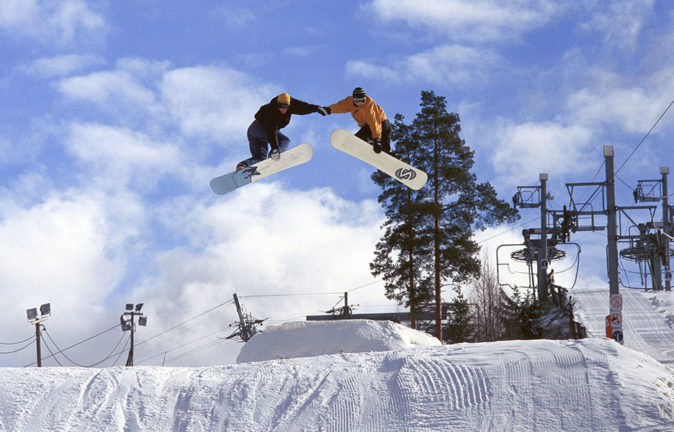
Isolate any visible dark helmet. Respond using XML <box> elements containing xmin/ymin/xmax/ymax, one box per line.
<box><xmin>352</xmin><ymin>87</ymin><xmax>366</xmax><ymax>99</ymax></box>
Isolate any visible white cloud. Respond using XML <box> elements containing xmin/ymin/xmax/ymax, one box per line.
<box><xmin>130</xmin><ymin>183</ymin><xmax>387</xmax><ymax>366</ymax></box>
<box><xmin>66</xmin><ymin>123</ymin><xmax>182</xmax><ymax>189</ymax></box>
<box><xmin>57</xmin><ymin>62</ymin><xmax>280</xmax><ymax>145</ymax></box>
<box><xmin>20</xmin><ymin>54</ymin><xmax>106</xmax><ymax>78</ymax></box>
<box><xmin>348</xmin><ymin>44</ymin><xmax>502</xmax><ymax>86</ymax></box>
<box><xmin>579</xmin><ymin>0</ymin><xmax>655</xmax><ymax>56</ymax></box>
<box><xmin>0</xmin><ymin>194</ymin><xmax>122</xmax><ymax>338</ymax></box>
<box><xmin>489</xmin><ymin>120</ymin><xmax>595</xmax><ymax>185</ymax></box>
<box><xmin>59</xmin><ymin>70</ymin><xmax>156</xmax><ymax>108</ymax></box>
<box><xmin>0</xmin><ymin>0</ymin><xmax>40</xmax><ymax>30</ymax></box>
<box><xmin>367</xmin><ymin>0</ymin><xmax>563</xmax><ymax>42</ymax></box>
<box><xmin>0</xmin><ymin>0</ymin><xmax>106</xmax><ymax>45</ymax></box>
<box><xmin>346</xmin><ymin>61</ymin><xmax>401</xmax><ymax>84</ymax></box>
<box><xmin>567</xmin><ymin>76</ymin><xmax>674</xmax><ymax>134</ymax></box>
<box><xmin>160</xmin><ymin>66</ymin><xmax>278</xmax><ymax>140</ymax></box>
<box><xmin>0</xmin><ymin>183</ymin><xmax>154</xmax><ymax>366</ymax></box>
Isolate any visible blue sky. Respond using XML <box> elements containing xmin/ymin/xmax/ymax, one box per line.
<box><xmin>1</xmin><ymin>1</ymin><xmax>673</xmax><ymax>367</ymax></box>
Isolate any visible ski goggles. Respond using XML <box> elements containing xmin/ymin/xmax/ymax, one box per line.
<box><xmin>278</xmin><ymin>103</ymin><xmax>290</xmax><ymax>109</ymax></box>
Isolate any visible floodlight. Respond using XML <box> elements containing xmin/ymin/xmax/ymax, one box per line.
<box><xmin>138</xmin><ymin>316</ymin><xmax>147</xmax><ymax>327</ymax></box>
<box><xmin>135</xmin><ymin>303</ymin><xmax>143</xmax><ymax>312</ymax></box>
<box><xmin>120</xmin><ymin>315</ymin><xmax>131</xmax><ymax>331</ymax></box>
<box><xmin>40</xmin><ymin>303</ymin><xmax>51</xmax><ymax>317</ymax></box>
<box><xmin>125</xmin><ymin>303</ymin><xmax>134</xmax><ymax>311</ymax></box>
<box><xmin>27</xmin><ymin>308</ymin><xmax>38</xmax><ymax>321</ymax></box>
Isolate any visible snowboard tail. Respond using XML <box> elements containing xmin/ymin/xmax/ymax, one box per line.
<box><xmin>329</xmin><ymin>129</ymin><xmax>427</xmax><ymax>190</ymax></box>
<box><xmin>210</xmin><ymin>143</ymin><xmax>313</xmax><ymax>195</ymax></box>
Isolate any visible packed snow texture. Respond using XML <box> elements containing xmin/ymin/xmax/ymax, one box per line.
<box><xmin>236</xmin><ymin>319</ymin><xmax>441</xmax><ymax>363</ymax></box>
<box><xmin>1</xmin><ymin>289</ymin><xmax>674</xmax><ymax>431</ymax></box>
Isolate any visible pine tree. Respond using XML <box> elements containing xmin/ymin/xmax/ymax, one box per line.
<box><xmin>372</xmin><ymin>91</ymin><xmax>519</xmax><ymax>340</ymax></box>
<box><xmin>371</xmin><ymin>114</ymin><xmax>433</xmax><ymax>328</ymax></box>
<box><xmin>412</xmin><ymin>91</ymin><xmax>519</xmax><ymax>339</ymax></box>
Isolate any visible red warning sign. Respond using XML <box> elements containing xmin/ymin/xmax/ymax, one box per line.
<box><xmin>610</xmin><ymin>294</ymin><xmax>622</xmax><ymax>311</ymax></box>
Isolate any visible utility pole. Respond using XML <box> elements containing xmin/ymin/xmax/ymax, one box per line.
<box><xmin>344</xmin><ymin>292</ymin><xmax>349</xmax><ymax>316</ymax></box>
<box><xmin>120</xmin><ymin>303</ymin><xmax>147</xmax><ymax>367</ymax></box>
<box><xmin>227</xmin><ymin>294</ymin><xmax>265</xmax><ymax>342</ymax></box>
<box><xmin>538</xmin><ymin>173</ymin><xmax>549</xmax><ymax>300</ymax></box>
<box><xmin>26</xmin><ymin>303</ymin><xmax>51</xmax><ymax>367</ymax></box>
<box><xmin>662</xmin><ymin>167</ymin><xmax>671</xmax><ymax>291</ymax></box>
<box><xmin>604</xmin><ymin>146</ymin><xmax>623</xmax><ymax>345</ymax></box>
<box><xmin>233</xmin><ymin>294</ymin><xmax>253</xmax><ymax>342</ymax></box>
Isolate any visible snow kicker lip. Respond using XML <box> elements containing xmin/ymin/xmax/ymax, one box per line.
<box><xmin>395</xmin><ymin>168</ymin><xmax>417</xmax><ymax>181</ymax></box>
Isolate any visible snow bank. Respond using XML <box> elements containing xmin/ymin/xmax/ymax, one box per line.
<box><xmin>0</xmin><ymin>339</ymin><xmax>672</xmax><ymax>431</ymax></box>
<box><xmin>236</xmin><ymin>319</ymin><xmax>441</xmax><ymax>363</ymax></box>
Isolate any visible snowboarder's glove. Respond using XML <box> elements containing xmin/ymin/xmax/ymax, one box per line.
<box><xmin>270</xmin><ymin>148</ymin><xmax>281</xmax><ymax>161</ymax></box>
<box><xmin>316</xmin><ymin>106</ymin><xmax>329</xmax><ymax>116</ymax></box>
<box><xmin>373</xmin><ymin>138</ymin><xmax>382</xmax><ymax>154</ymax></box>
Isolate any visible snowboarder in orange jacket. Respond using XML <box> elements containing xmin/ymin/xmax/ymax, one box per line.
<box><xmin>326</xmin><ymin>87</ymin><xmax>392</xmax><ymax>154</ymax></box>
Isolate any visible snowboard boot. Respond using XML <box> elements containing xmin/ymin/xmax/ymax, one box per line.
<box><xmin>236</xmin><ymin>162</ymin><xmax>248</xmax><ymax>172</ymax></box>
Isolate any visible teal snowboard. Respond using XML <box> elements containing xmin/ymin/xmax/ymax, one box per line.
<box><xmin>210</xmin><ymin>143</ymin><xmax>313</xmax><ymax>195</ymax></box>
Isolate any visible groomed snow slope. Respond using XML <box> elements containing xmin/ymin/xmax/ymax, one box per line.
<box><xmin>0</xmin><ymin>321</ymin><xmax>673</xmax><ymax>431</ymax></box>
<box><xmin>573</xmin><ymin>287</ymin><xmax>674</xmax><ymax>366</ymax></box>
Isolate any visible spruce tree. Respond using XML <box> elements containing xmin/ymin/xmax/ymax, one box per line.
<box><xmin>444</xmin><ymin>287</ymin><xmax>474</xmax><ymax>343</ymax></box>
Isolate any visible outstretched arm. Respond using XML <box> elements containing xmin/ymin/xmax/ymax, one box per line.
<box><xmin>290</xmin><ymin>98</ymin><xmax>327</xmax><ymax>116</ymax></box>
<box><xmin>329</xmin><ymin>97</ymin><xmax>352</xmax><ymax>115</ymax></box>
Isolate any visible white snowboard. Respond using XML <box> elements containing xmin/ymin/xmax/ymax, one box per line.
<box><xmin>330</xmin><ymin>129</ymin><xmax>427</xmax><ymax>190</ymax></box>
<box><xmin>210</xmin><ymin>143</ymin><xmax>313</xmax><ymax>195</ymax></box>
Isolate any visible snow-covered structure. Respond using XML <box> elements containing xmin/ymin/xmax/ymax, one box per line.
<box><xmin>236</xmin><ymin>319</ymin><xmax>441</xmax><ymax>363</ymax></box>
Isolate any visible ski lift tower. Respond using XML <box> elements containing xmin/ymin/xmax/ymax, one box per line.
<box><xmin>510</xmin><ymin>173</ymin><xmax>553</xmax><ymax>299</ymax></box>
<box><xmin>631</xmin><ymin>167</ymin><xmax>673</xmax><ymax>290</ymax></box>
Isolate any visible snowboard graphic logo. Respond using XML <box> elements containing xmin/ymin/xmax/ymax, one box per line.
<box><xmin>210</xmin><ymin>143</ymin><xmax>313</xmax><ymax>195</ymax></box>
<box><xmin>239</xmin><ymin>166</ymin><xmax>260</xmax><ymax>180</ymax></box>
<box><xmin>395</xmin><ymin>168</ymin><xmax>417</xmax><ymax>181</ymax></box>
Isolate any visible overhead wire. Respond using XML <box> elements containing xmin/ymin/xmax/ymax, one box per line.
<box><xmin>616</xmin><ymin>98</ymin><xmax>674</xmax><ymax>174</ymax></box>
<box><xmin>137</xmin><ymin>326</ymin><xmax>229</xmax><ymax>365</ymax></box>
<box><xmin>135</xmin><ymin>280</ymin><xmax>390</xmax><ymax>364</ymax></box>
<box><xmin>240</xmin><ymin>292</ymin><xmax>347</xmax><ymax>298</ymax></box>
<box><xmin>39</xmin><ymin>333</ymin><xmax>64</xmax><ymax>367</ymax></box>
<box><xmin>23</xmin><ymin>323</ymin><xmax>120</xmax><ymax>367</ymax></box>
<box><xmin>0</xmin><ymin>339</ymin><xmax>34</xmax><ymax>355</ymax></box>
<box><xmin>110</xmin><ymin>336</ymin><xmax>130</xmax><ymax>367</ymax></box>
<box><xmin>239</xmin><ymin>280</ymin><xmax>383</xmax><ymax>299</ymax></box>
<box><xmin>43</xmin><ymin>328</ymin><xmax>128</xmax><ymax>368</ymax></box>
<box><xmin>476</xmin><ymin>216</ymin><xmax>540</xmax><ymax>245</ymax></box>
<box><xmin>0</xmin><ymin>335</ymin><xmax>34</xmax><ymax>346</ymax></box>
<box><xmin>135</xmin><ymin>298</ymin><xmax>234</xmax><ymax>347</ymax></box>
<box><xmin>166</xmin><ymin>339</ymin><xmax>226</xmax><ymax>364</ymax></box>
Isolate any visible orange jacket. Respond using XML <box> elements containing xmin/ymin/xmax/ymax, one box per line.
<box><xmin>329</xmin><ymin>96</ymin><xmax>388</xmax><ymax>139</ymax></box>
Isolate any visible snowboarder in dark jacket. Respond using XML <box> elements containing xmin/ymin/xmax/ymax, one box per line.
<box><xmin>237</xmin><ymin>93</ymin><xmax>328</xmax><ymax>170</ymax></box>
